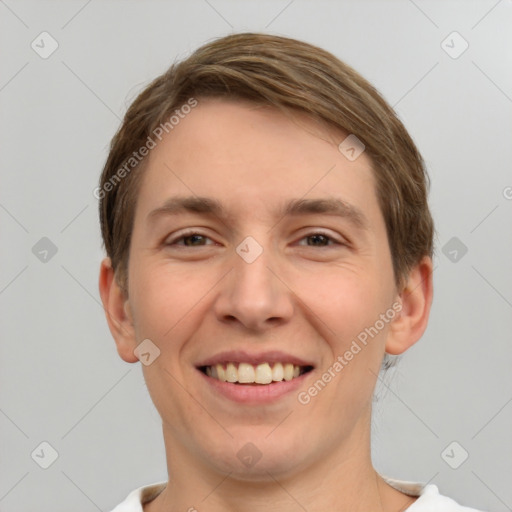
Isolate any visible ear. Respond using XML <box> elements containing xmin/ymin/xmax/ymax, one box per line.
<box><xmin>98</xmin><ymin>257</ymin><xmax>139</xmax><ymax>363</ymax></box>
<box><xmin>385</xmin><ymin>256</ymin><xmax>433</xmax><ymax>355</ymax></box>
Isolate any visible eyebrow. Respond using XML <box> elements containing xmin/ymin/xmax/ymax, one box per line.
<box><xmin>283</xmin><ymin>198</ymin><xmax>368</xmax><ymax>229</ymax></box>
<box><xmin>147</xmin><ymin>196</ymin><xmax>368</xmax><ymax>230</ymax></box>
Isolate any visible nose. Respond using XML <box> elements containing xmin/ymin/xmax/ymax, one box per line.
<box><xmin>212</xmin><ymin>240</ymin><xmax>294</xmax><ymax>332</ymax></box>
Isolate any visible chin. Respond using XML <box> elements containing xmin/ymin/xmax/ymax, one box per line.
<box><xmin>202</xmin><ymin>431</ymin><xmax>312</xmax><ymax>481</ymax></box>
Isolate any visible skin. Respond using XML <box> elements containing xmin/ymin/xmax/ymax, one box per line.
<box><xmin>99</xmin><ymin>98</ymin><xmax>433</xmax><ymax>512</ymax></box>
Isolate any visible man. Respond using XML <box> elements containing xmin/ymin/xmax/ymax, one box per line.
<box><xmin>98</xmin><ymin>32</ymin><xmax>483</xmax><ymax>511</ymax></box>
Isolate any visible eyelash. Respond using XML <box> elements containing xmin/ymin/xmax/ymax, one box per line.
<box><xmin>297</xmin><ymin>232</ymin><xmax>343</xmax><ymax>247</ymax></box>
<box><xmin>167</xmin><ymin>231</ymin><xmax>216</xmax><ymax>247</ymax></box>
<box><xmin>165</xmin><ymin>230</ymin><xmax>344</xmax><ymax>248</ymax></box>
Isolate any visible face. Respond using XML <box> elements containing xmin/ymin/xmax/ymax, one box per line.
<box><xmin>111</xmin><ymin>98</ymin><xmax>412</xmax><ymax>479</ymax></box>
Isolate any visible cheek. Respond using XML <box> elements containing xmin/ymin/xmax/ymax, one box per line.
<box><xmin>309</xmin><ymin>269</ymin><xmax>393</xmax><ymax>396</ymax></box>
<box><xmin>299</xmin><ymin>265</ymin><xmax>390</xmax><ymax>345</ymax></box>
<box><xmin>128</xmin><ymin>260</ymin><xmax>210</xmax><ymax>341</ymax></box>
<box><xmin>296</xmin><ymin>264</ymin><xmax>393</xmax><ymax>407</ymax></box>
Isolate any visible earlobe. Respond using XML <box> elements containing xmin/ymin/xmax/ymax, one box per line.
<box><xmin>98</xmin><ymin>258</ymin><xmax>139</xmax><ymax>363</ymax></box>
<box><xmin>385</xmin><ymin>256</ymin><xmax>433</xmax><ymax>355</ymax></box>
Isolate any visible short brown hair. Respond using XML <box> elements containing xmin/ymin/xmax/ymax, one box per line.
<box><xmin>99</xmin><ymin>32</ymin><xmax>434</xmax><ymax>293</ymax></box>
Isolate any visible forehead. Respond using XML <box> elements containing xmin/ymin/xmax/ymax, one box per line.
<box><xmin>135</xmin><ymin>98</ymin><xmax>379</xmax><ymax>224</ymax></box>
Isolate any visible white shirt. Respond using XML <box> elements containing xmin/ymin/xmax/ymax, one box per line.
<box><xmin>109</xmin><ymin>477</ymin><xmax>485</xmax><ymax>511</ymax></box>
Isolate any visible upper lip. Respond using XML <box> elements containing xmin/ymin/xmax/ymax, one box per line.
<box><xmin>196</xmin><ymin>350</ymin><xmax>315</xmax><ymax>368</ymax></box>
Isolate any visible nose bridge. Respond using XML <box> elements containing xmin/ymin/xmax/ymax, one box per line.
<box><xmin>214</xmin><ymin>235</ymin><xmax>293</xmax><ymax>329</ymax></box>
<box><xmin>234</xmin><ymin>238</ymin><xmax>273</xmax><ymax>294</ymax></box>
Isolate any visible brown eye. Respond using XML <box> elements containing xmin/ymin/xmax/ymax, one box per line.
<box><xmin>181</xmin><ymin>234</ymin><xmax>208</xmax><ymax>246</ymax></box>
<box><xmin>306</xmin><ymin>234</ymin><xmax>331</xmax><ymax>246</ymax></box>
<box><xmin>295</xmin><ymin>231</ymin><xmax>346</xmax><ymax>249</ymax></box>
<box><xmin>166</xmin><ymin>232</ymin><xmax>215</xmax><ymax>247</ymax></box>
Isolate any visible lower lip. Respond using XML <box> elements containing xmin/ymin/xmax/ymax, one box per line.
<box><xmin>197</xmin><ymin>368</ymin><xmax>312</xmax><ymax>404</ymax></box>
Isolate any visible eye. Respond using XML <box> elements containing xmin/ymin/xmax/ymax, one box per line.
<box><xmin>166</xmin><ymin>231</ymin><xmax>215</xmax><ymax>247</ymax></box>
<box><xmin>297</xmin><ymin>232</ymin><xmax>342</xmax><ymax>247</ymax></box>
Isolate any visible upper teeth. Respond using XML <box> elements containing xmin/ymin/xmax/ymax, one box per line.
<box><xmin>205</xmin><ymin>362</ymin><xmax>301</xmax><ymax>384</ymax></box>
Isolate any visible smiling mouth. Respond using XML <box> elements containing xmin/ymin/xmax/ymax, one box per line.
<box><xmin>199</xmin><ymin>362</ymin><xmax>314</xmax><ymax>385</ymax></box>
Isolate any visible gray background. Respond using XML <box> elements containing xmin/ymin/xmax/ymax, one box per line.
<box><xmin>1</xmin><ymin>1</ymin><xmax>511</xmax><ymax>511</ymax></box>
